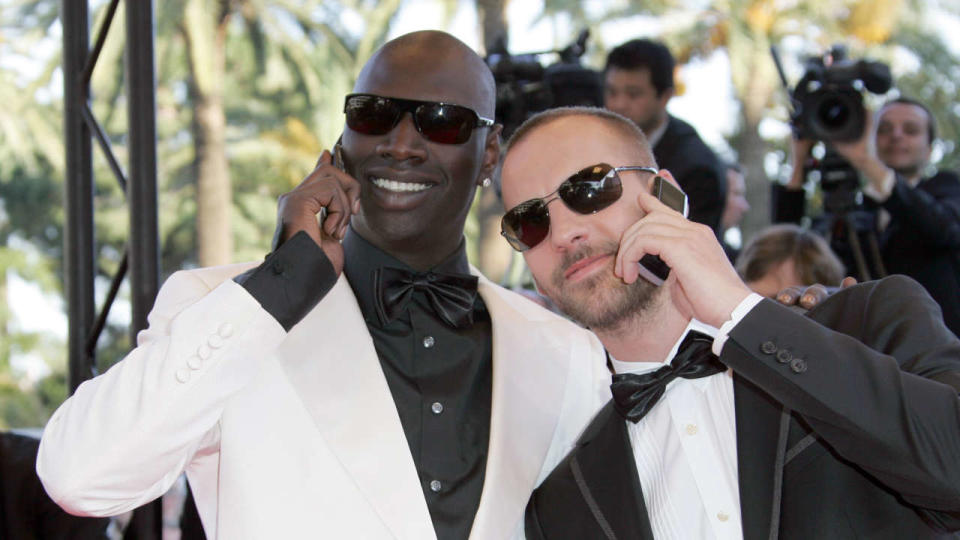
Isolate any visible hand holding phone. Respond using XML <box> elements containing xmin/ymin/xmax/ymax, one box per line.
<box><xmin>637</xmin><ymin>176</ymin><xmax>689</xmax><ymax>286</ymax></box>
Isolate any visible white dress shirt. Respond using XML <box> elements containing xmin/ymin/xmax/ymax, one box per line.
<box><xmin>609</xmin><ymin>294</ymin><xmax>763</xmax><ymax>540</ymax></box>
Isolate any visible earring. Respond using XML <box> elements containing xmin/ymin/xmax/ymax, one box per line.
<box><xmin>481</xmin><ymin>177</ymin><xmax>492</xmax><ymax>188</ymax></box>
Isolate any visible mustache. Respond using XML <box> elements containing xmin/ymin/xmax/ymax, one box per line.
<box><xmin>552</xmin><ymin>241</ymin><xmax>619</xmax><ymax>285</ymax></box>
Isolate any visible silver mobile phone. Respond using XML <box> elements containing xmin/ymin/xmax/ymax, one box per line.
<box><xmin>637</xmin><ymin>176</ymin><xmax>689</xmax><ymax>286</ymax></box>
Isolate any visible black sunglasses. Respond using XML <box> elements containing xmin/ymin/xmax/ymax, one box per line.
<box><xmin>344</xmin><ymin>93</ymin><xmax>495</xmax><ymax>145</ymax></box>
<box><xmin>501</xmin><ymin>163</ymin><xmax>658</xmax><ymax>252</ymax></box>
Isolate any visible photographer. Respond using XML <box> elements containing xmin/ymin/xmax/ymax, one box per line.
<box><xmin>774</xmin><ymin>98</ymin><xmax>960</xmax><ymax>336</ymax></box>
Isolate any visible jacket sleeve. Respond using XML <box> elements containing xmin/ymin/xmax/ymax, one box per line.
<box><xmin>36</xmin><ymin>270</ymin><xmax>288</xmax><ymax>517</ymax></box>
<box><xmin>720</xmin><ymin>276</ymin><xmax>960</xmax><ymax>518</ymax></box>
<box><xmin>883</xmin><ymin>173</ymin><xmax>960</xmax><ymax>249</ymax></box>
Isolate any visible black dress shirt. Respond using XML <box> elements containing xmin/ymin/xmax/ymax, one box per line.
<box><xmin>236</xmin><ymin>228</ymin><xmax>493</xmax><ymax>539</ymax></box>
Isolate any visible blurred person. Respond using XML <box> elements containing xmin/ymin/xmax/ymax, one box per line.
<box><xmin>737</xmin><ymin>224</ymin><xmax>844</xmax><ymax>298</ymax></box>
<box><xmin>721</xmin><ymin>163</ymin><xmax>750</xmax><ymax>261</ymax></box>
<box><xmin>604</xmin><ymin>38</ymin><xmax>726</xmax><ymax>234</ymax></box>
<box><xmin>775</xmin><ymin>98</ymin><xmax>960</xmax><ymax>336</ymax></box>
<box><xmin>495</xmin><ymin>106</ymin><xmax>960</xmax><ymax>539</ymax></box>
<box><xmin>37</xmin><ymin>31</ymin><xmax>610</xmax><ymax>539</ymax></box>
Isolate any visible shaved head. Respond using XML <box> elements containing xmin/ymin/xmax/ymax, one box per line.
<box><xmin>356</xmin><ymin>31</ymin><xmax>496</xmax><ymax>118</ymax></box>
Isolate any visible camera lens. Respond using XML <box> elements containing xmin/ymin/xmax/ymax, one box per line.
<box><xmin>817</xmin><ymin>97</ymin><xmax>850</xmax><ymax>129</ymax></box>
<box><xmin>808</xmin><ymin>88</ymin><xmax>865</xmax><ymax>142</ymax></box>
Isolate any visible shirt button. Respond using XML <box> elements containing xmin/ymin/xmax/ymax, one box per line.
<box><xmin>429</xmin><ymin>480</ymin><xmax>442</xmax><ymax>492</ymax></box>
<box><xmin>685</xmin><ymin>424</ymin><xmax>698</xmax><ymax>436</ymax></box>
<box><xmin>431</xmin><ymin>402</ymin><xmax>444</xmax><ymax>414</ymax></box>
<box><xmin>423</xmin><ymin>336</ymin><xmax>435</xmax><ymax>348</ymax></box>
<box><xmin>717</xmin><ymin>512</ymin><xmax>730</xmax><ymax>522</ymax></box>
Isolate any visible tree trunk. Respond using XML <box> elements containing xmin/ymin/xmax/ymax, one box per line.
<box><xmin>729</xmin><ymin>35</ymin><xmax>778</xmax><ymax>244</ymax></box>
<box><xmin>471</xmin><ymin>0</ymin><xmax>512</xmax><ymax>281</ymax></box>
<box><xmin>184</xmin><ymin>1</ymin><xmax>233</xmax><ymax>267</ymax></box>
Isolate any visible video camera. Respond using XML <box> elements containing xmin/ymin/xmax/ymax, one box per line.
<box><xmin>773</xmin><ymin>45</ymin><xmax>892</xmax><ymax>212</ymax></box>
<box><xmin>485</xmin><ymin>30</ymin><xmax>603</xmax><ymax>139</ymax></box>
<box><xmin>785</xmin><ymin>45</ymin><xmax>892</xmax><ymax>143</ymax></box>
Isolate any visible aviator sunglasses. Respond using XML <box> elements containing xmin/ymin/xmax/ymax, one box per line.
<box><xmin>501</xmin><ymin>163</ymin><xmax>658</xmax><ymax>252</ymax></box>
<box><xmin>344</xmin><ymin>93</ymin><xmax>495</xmax><ymax>145</ymax></box>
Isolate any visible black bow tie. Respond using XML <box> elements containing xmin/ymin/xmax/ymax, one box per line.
<box><xmin>610</xmin><ymin>330</ymin><xmax>726</xmax><ymax>423</ymax></box>
<box><xmin>372</xmin><ymin>266</ymin><xmax>479</xmax><ymax>329</ymax></box>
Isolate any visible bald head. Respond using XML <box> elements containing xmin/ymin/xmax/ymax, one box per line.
<box><xmin>356</xmin><ymin>31</ymin><xmax>496</xmax><ymax>118</ymax></box>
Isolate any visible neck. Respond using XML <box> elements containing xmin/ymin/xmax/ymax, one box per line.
<box><xmin>594</xmin><ymin>286</ymin><xmax>692</xmax><ymax>363</ymax></box>
<box><xmin>352</xmin><ymin>225</ymin><xmax>465</xmax><ymax>272</ymax></box>
<box><xmin>645</xmin><ymin>111</ymin><xmax>668</xmax><ymax>136</ymax></box>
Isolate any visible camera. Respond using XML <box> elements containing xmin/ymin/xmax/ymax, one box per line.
<box><xmin>485</xmin><ymin>30</ymin><xmax>603</xmax><ymax>139</ymax></box>
<box><xmin>788</xmin><ymin>45</ymin><xmax>892</xmax><ymax>143</ymax></box>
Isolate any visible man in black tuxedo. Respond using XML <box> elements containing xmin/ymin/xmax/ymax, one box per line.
<box><xmin>774</xmin><ymin>98</ymin><xmax>960</xmax><ymax>337</ymax></box>
<box><xmin>497</xmin><ymin>106</ymin><xmax>960</xmax><ymax>539</ymax></box>
<box><xmin>604</xmin><ymin>39</ymin><xmax>726</xmax><ymax>234</ymax></box>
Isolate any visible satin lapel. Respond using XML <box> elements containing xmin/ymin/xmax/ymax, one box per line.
<box><xmin>276</xmin><ymin>276</ymin><xmax>435</xmax><ymax>540</ymax></box>
<box><xmin>468</xmin><ymin>277</ymin><xmax>577</xmax><ymax>539</ymax></box>
<box><xmin>572</xmin><ymin>403</ymin><xmax>654</xmax><ymax>539</ymax></box>
<box><xmin>734</xmin><ymin>373</ymin><xmax>783</xmax><ymax>540</ymax></box>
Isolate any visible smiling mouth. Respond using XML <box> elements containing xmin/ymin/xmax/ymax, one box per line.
<box><xmin>371</xmin><ymin>177</ymin><xmax>432</xmax><ymax>193</ymax></box>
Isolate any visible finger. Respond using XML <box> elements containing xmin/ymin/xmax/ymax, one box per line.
<box><xmin>840</xmin><ymin>276</ymin><xmax>858</xmax><ymax>289</ymax></box>
<box><xmin>799</xmin><ymin>284</ymin><xmax>829</xmax><ymax>309</ymax></box>
<box><xmin>315</xmin><ymin>149</ymin><xmax>332</xmax><ymax>169</ymax></box>
<box><xmin>776</xmin><ymin>286</ymin><xmax>804</xmax><ymax>306</ymax></box>
<box><xmin>635</xmin><ymin>185</ymin><xmax>676</xmax><ymax>216</ymax></box>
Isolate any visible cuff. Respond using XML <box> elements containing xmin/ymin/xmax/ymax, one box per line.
<box><xmin>861</xmin><ymin>168</ymin><xmax>896</xmax><ymax>202</ymax></box>
<box><xmin>712</xmin><ymin>293</ymin><xmax>764</xmax><ymax>356</ymax></box>
<box><xmin>233</xmin><ymin>231</ymin><xmax>338</xmax><ymax>331</ymax></box>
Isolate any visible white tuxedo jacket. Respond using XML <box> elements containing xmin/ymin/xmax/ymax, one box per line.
<box><xmin>37</xmin><ymin>262</ymin><xmax>610</xmax><ymax>539</ymax></box>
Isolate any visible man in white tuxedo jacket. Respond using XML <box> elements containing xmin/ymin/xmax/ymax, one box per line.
<box><xmin>37</xmin><ymin>31</ymin><xmax>610</xmax><ymax>539</ymax></box>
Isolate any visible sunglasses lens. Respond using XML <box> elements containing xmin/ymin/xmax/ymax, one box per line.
<box><xmin>345</xmin><ymin>95</ymin><xmax>399</xmax><ymax>135</ymax></box>
<box><xmin>559</xmin><ymin>164</ymin><xmax>622</xmax><ymax>214</ymax></box>
<box><xmin>502</xmin><ymin>200</ymin><xmax>550</xmax><ymax>251</ymax></box>
<box><xmin>417</xmin><ymin>103</ymin><xmax>475</xmax><ymax>144</ymax></box>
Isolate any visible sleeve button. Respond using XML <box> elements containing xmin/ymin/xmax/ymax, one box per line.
<box><xmin>790</xmin><ymin>358</ymin><xmax>807</xmax><ymax>374</ymax></box>
<box><xmin>175</xmin><ymin>368</ymin><xmax>191</xmax><ymax>383</ymax></box>
<box><xmin>208</xmin><ymin>334</ymin><xmax>224</xmax><ymax>349</ymax></box>
<box><xmin>761</xmin><ymin>341</ymin><xmax>778</xmax><ymax>355</ymax></box>
<box><xmin>776</xmin><ymin>349</ymin><xmax>792</xmax><ymax>364</ymax></box>
<box><xmin>218</xmin><ymin>323</ymin><xmax>234</xmax><ymax>338</ymax></box>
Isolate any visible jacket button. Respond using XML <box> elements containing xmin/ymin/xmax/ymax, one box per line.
<box><xmin>187</xmin><ymin>355</ymin><xmax>202</xmax><ymax>370</ymax></box>
<box><xmin>208</xmin><ymin>334</ymin><xmax>224</xmax><ymax>349</ymax></box>
<box><xmin>790</xmin><ymin>358</ymin><xmax>808</xmax><ymax>374</ymax></box>
<box><xmin>761</xmin><ymin>341</ymin><xmax>777</xmax><ymax>354</ymax></box>
<box><xmin>218</xmin><ymin>323</ymin><xmax>234</xmax><ymax>338</ymax></box>
<box><xmin>776</xmin><ymin>349</ymin><xmax>792</xmax><ymax>364</ymax></box>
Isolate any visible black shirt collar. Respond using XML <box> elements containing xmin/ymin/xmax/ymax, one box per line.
<box><xmin>342</xmin><ymin>226</ymin><xmax>473</xmax><ymax>322</ymax></box>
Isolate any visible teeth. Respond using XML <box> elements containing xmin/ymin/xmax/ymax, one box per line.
<box><xmin>372</xmin><ymin>177</ymin><xmax>431</xmax><ymax>193</ymax></box>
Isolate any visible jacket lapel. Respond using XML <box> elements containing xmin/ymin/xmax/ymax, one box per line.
<box><xmin>468</xmin><ymin>276</ymin><xmax>582</xmax><ymax>538</ymax></box>
<box><xmin>734</xmin><ymin>373</ymin><xmax>784</xmax><ymax>540</ymax></box>
<box><xmin>573</xmin><ymin>403</ymin><xmax>655</xmax><ymax>539</ymax></box>
<box><xmin>276</xmin><ymin>276</ymin><xmax>436</xmax><ymax>540</ymax></box>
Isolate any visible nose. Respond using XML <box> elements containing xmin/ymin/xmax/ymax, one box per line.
<box><xmin>376</xmin><ymin>112</ymin><xmax>427</xmax><ymax>163</ymax></box>
<box><xmin>545</xmin><ymin>200</ymin><xmax>589</xmax><ymax>251</ymax></box>
<box><xmin>605</xmin><ymin>94</ymin><xmax>626</xmax><ymax>115</ymax></box>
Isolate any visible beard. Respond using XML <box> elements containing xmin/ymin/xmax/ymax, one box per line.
<box><xmin>547</xmin><ymin>241</ymin><xmax>661</xmax><ymax>332</ymax></box>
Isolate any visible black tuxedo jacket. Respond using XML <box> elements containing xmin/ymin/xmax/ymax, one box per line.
<box><xmin>527</xmin><ymin>276</ymin><xmax>960</xmax><ymax>539</ymax></box>
<box><xmin>654</xmin><ymin>115</ymin><xmax>726</xmax><ymax>235</ymax></box>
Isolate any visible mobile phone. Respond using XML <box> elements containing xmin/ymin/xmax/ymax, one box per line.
<box><xmin>332</xmin><ymin>136</ymin><xmax>345</xmax><ymax>172</ymax></box>
<box><xmin>637</xmin><ymin>176</ymin><xmax>689</xmax><ymax>286</ymax></box>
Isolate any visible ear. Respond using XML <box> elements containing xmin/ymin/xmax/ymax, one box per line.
<box><xmin>658</xmin><ymin>86</ymin><xmax>674</xmax><ymax>109</ymax></box>
<box><xmin>479</xmin><ymin>124</ymin><xmax>503</xmax><ymax>184</ymax></box>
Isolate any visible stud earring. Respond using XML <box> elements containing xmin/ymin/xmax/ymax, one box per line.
<box><xmin>481</xmin><ymin>177</ymin><xmax>492</xmax><ymax>188</ymax></box>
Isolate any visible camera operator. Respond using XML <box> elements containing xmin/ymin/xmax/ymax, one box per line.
<box><xmin>604</xmin><ymin>39</ymin><xmax>726</xmax><ymax>235</ymax></box>
<box><xmin>774</xmin><ymin>98</ymin><xmax>960</xmax><ymax>337</ymax></box>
